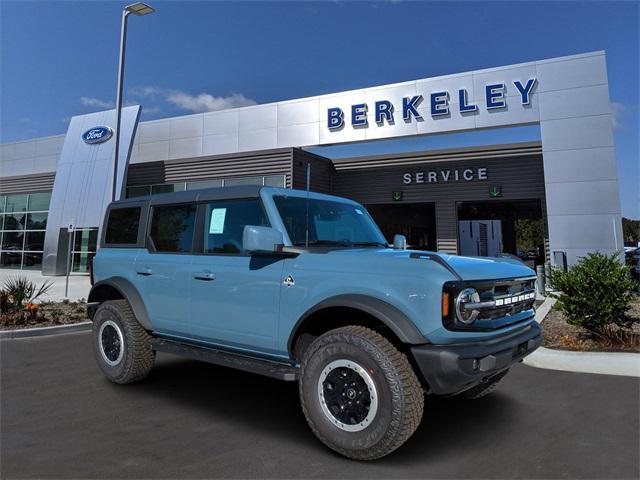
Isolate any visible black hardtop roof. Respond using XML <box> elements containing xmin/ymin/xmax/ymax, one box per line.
<box><xmin>110</xmin><ymin>185</ymin><xmax>265</xmax><ymax>209</ymax></box>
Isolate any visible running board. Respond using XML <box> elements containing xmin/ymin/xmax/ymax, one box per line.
<box><xmin>151</xmin><ymin>339</ymin><xmax>299</xmax><ymax>381</ymax></box>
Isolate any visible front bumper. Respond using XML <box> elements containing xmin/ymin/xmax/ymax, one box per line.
<box><xmin>411</xmin><ymin>322</ymin><xmax>541</xmax><ymax>395</ymax></box>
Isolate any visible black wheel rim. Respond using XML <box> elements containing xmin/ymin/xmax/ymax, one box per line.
<box><xmin>317</xmin><ymin>359</ymin><xmax>378</xmax><ymax>432</ymax></box>
<box><xmin>99</xmin><ymin>320</ymin><xmax>124</xmax><ymax>366</ymax></box>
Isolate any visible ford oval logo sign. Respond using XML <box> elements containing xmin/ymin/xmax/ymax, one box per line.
<box><xmin>82</xmin><ymin>126</ymin><xmax>113</xmax><ymax>144</ymax></box>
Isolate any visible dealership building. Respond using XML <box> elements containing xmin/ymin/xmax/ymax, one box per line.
<box><xmin>0</xmin><ymin>51</ymin><xmax>624</xmax><ymax>275</ymax></box>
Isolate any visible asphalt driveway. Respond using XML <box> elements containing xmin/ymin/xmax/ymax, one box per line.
<box><xmin>1</xmin><ymin>331</ymin><xmax>638</xmax><ymax>479</ymax></box>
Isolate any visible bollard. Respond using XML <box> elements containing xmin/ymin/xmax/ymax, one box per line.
<box><xmin>544</xmin><ymin>263</ymin><xmax>552</xmax><ymax>291</ymax></box>
<box><xmin>536</xmin><ymin>265</ymin><xmax>545</xmax><ymax>295</ymax></box>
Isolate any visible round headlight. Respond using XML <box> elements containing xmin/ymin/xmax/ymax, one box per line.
<box><xmin>455</xmin><ymin>288</ymin><xmax>481</xmax><ymax>324</ymax></box>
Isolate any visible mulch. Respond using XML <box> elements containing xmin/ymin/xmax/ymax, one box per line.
<box><xmin>541</xmin><ymin>297</ymin><xmax>640</xmax><ymax>353</ymax></box>
<box><xmin>0</xmin><ymin>301</ymin><xmax>87</xmax><ymax>331</ymax></box>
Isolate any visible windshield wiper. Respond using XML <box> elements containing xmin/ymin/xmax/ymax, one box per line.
<box><xmin>293</xmin><ymin>240</ymin><xmax>387</xmax><ymax>248</ymax></box>
<box><xmin>350</xmin><ymin>242</ymin><xmax>388</xmax><ymax>248</ymax></box>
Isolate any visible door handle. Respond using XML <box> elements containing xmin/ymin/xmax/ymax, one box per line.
<box><xmin>136</xmin><ymin>268</ymin><xmax>153</xmax><ymax>276</ymax></box>
<box><xmin>193</xmin><ymin>272</ymin><xmax>215</xmax><ymax>281</ymax></box>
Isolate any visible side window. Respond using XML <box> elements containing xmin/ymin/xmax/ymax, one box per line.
<box><xmin>104</xmin><ymin>207</ymin><xmax>141</xmax><ymax>245</ymax></box>
<box><xmin>150</xmin><ymin>204</ymin><xmax>197</xmax><ymax>253</ymax></box>
<box><xmin>204</xmin><ymin>199</ymin><xmax>269</xmax><ymax>254</ymax></box>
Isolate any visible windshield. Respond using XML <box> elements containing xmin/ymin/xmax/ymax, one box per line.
<box><xmin>273</xmin><ymin>195</ymin><xmax>387</xmax><ymax>247</ymax></box>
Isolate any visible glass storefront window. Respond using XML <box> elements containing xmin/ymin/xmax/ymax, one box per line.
<box><xmin>25</xmin><ymin>231</ymin><xmax>45</xmax><ymax>251</ymax></box>
<box><xmin>22</xmin><ymin>252</ymin><xmax>43</xmax><ymax>270</ymax></box>
<box><xmin>1</xmin><ymin>231</ymin><xmax>24</xmax><ymax>250</ymax></box>
<box><xmin>223</xmin><ymin>176</ymin><xmax>263</xmax><ymax>187</ymax></box>
<box><xmin>0</xmin><ymin>191</ymin><xmax>50</xmax><ymax>271</ymax></box>
<box><xmin>0</xmin><ymin>251</ymin><xmax>23</xmax><ymax>269</ymax></box>
<box><xmin>186</xmin><ymin>179</ymin><xmax>223</xmax><ymax>190</ymax></box>
<box><xmin>126</xmin><ymin>185</ymin><xmax>151</xmax><ymax>198</ymax></box>
<box><xmin>264</xmin><ymin>175</ymin><xmax>286</xmax><ymax>187</ymax></box>
<box><xmin>5</xmin><ymin>194</ymin><xmax>28</xmax><ymax>213</ymax></box>
<box><xmin>27</xmin><ymin>212</ymin><xmax>47</xmax><ymax>230</ymax></box>
<box><xmin>27</xmin><ymin>192</ymin><xmax>51</xmax><ymax>211</ymax></box>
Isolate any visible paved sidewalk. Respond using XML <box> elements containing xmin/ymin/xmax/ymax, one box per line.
<box><xmin>0</xmin><ymin>268</ymin><xmax>90</xmax><ymax>302</ymax></box>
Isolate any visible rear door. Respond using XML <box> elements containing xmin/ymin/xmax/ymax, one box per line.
<box><xmin>189</xmin><ymin>198</ymin><xmax>284</xmax><ymax>355</ymax></box>
<box><xmin>134</xmin><ymin>203</ymin><xmax>197</xmax><ymax>338</ymax></box>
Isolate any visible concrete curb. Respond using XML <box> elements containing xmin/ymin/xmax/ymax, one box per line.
<box><xmin>0</xmin><ymin>321</ymin><xmax>91</xmax><ymax>339</ymax></box>
<box><xmin>524</xmin><ymin>346</ymin><xmax>640</xmax><ymax>377</ymax></box>
<box><xmin>524</xmin><ymin>295</ymin><xmax>640</xmax><ymax>378</ymax></box>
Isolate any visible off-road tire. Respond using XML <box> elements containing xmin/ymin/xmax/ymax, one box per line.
<box><xmin>92</xmin><ymin>300</ymin><xmax>155</xmax><ymax>384</ymax></box>
<box><xmin>456</xmin><ymin>369</ymin><xmax>509</xmax><ymax>400</ymax></box>
<box><xmin>299</xmin><ymin>325</ymin><xmax>424</xmax><ymax>460</ymax></box>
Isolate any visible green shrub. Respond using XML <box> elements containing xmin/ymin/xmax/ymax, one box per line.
<box><xmin>550</xmin><ymin>252</ymin><xmax>636</xmax><ymax>332</ymax></box>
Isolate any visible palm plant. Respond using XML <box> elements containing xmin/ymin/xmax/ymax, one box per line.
<box><xmin>1</xmin><ymin>276</ymin><xmax>54</xmax><ymax>313</ymax></box>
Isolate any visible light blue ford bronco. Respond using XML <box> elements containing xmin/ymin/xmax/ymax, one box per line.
<box><xmin>88</xmin><ymin>185</ymin><xmax>540</xmax><ymax>460</ymax></box>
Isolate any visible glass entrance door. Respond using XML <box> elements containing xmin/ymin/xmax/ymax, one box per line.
<box><xmin>71</xmin><ymin>228</ymin><xmax>98</xmax><ymax>274</ymax></box>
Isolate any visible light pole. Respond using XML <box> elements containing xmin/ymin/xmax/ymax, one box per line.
<box><xmin>112</xmin><ymin>2</ymin><xmax>155</xmax><ymax>202</ymax></box>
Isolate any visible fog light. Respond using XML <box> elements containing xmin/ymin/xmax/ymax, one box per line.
<box><xmin>455</xmin><ymin>288</ymin><xmax>481</xmax><ymax>324</ymax></box>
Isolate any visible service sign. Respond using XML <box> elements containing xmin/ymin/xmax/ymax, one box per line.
<box><xmin>82</xmin><ymin>126</ymin><xmax>113</xmax><ymax>144</ymax></box>
<box><xmin>327</xmin><ymin>79</ymin><xmax>537</xmax><ymax>131</ymax></box>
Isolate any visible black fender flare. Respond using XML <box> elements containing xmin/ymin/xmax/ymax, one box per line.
<box><xmin>88</xmin><ymin>277</ymin><xmax>152</xmax><ymax>331</ymax></box>
<box><xmin>287</xmin><ymin>294</ymin><xmax>427</xmax><ymax>356</ymax></box>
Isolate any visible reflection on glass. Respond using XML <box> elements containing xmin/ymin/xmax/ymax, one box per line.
<box><xmin>72</xmin><ymin>252</ymin><xmax>95</xmax><ymax>273</ymax></box>
<box><xmin>186</xmin><ymin>179</ymin><xmax>223</xmax><ymax>190</ymax></box>
<box><xmin>2</xmin><ymin>213</ymin><xmax>25</xmax><ymax>231</ymax></box>
<box><xmin>0</xmin><ymin>196</ymin><xmax>6</xmax><ymax>214</ymax></box>
<box><xmin>1</xmin><ymin>231</ymin><xmax>24</xmax><ymax>250</ymax></box>
<box><xmin>126</xmin><ymin>186</ymin><xmax>151</xmax><ymax>198</ymax></box>
<box><xmin>263</xmin><ymin>175</ymin><xmax>286</xmax><ymax>187</ymax></box>
<box><xmin>5</xmin><ymin>194</ymin><xmax>28</xmax><ymax>213</ymax></box>
<box><xmin>27</xmin><ymin>192</ymin><xmax>51</xmax><ymax>212</ymax></box>
<box><xmin>223</xmin><ymin>176</ymin><xmax>263</xmax><ymax>187</ymax></box>
<box><xmin>0</xmin><ymin>251</ymin><xmax>22</xmax><ymax>269</ymax></box>
<box><xmin>25</xmin><ymin>231</ymin><xmax>45</xmax><ymax>251</ymax></box>
<box><xmin>26</xmin><ymin>212</ymin><xmax>48</xmax><ymax>230</ymax></box>
<box><xmin>22</xmin><ymin>252</ymin><xmax>43</xmax><ymax>270</ymax></box>
<box><xmin>73</xmin><ymin>229</ymin><xmax>98</xmax><ymax>252</ymax></box>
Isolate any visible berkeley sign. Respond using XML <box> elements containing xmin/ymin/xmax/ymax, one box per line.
<box><xmin>327</xmin><ymin>78</ymin><xmax>537</xmax><ymax>130</ymax></box>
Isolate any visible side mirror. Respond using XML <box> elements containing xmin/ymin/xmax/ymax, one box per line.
<box><xmin>243</xmin><ymin>226</ymin><xmax>285</xmax><ymax>253</ymax></box>
<box><xmin>393</xmin><ymin>234</ymin><xmax>407</xmax><ymax>250</ymax></box>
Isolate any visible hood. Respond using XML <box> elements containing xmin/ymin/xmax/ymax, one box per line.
<box><xmin>430</xmin><ymin>252</ymin><xmax>536</xmax><ymax>281</ymax></box>
<box><xmin>314</xmin><ymin>247</ymin><xmax>536</xmax><ymax>281</ymax></box>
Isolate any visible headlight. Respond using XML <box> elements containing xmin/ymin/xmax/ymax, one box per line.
<box><xmin>455</xmin><ymin>288</ymin><xmax>481</xmax><ymax>324</ymax></box>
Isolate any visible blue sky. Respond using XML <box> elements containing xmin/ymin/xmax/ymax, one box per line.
<box><xmin>1</xmin><ymin>1</ymin><xmax>638</xmax><ymax>217</ymax></box>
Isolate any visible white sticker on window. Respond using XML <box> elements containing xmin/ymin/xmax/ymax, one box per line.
<box><xmin>355</xmin><ymin>209</ymin><xmax>363</xmax><ymax>215</ymax></box>
<box><xmin>209</xmin><ymin>208</ymin><xmax>227</xmax><ymax>234</ymax></box>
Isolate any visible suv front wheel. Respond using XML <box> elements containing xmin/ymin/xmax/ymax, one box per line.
<box><xmin>299</xmin><ymin>326</ymin><xmax>424</xmax><ymax>460</ymax></box>
<box><xmin>92</xmin><ymin>300</ymin><xmax>155</xmax><ymax>384</ymax></box>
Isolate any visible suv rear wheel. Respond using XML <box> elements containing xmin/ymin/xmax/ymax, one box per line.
<box><xmin>92</xmin><ymin>300</ymin><xmax>155</xmax><ymax>384</ymax></box>
<box><xmin>299</xmin><ymin>325</ymin><xmax>424</xmax><ymax>460</ymax></box>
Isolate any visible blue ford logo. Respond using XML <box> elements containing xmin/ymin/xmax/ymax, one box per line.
<box><xmin>82</xmin><ymin>126</ymin><xmax>113</xmax><ymax>144</ymax></box>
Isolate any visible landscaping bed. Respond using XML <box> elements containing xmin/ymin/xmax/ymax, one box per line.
<box><xmin>1</xmin><ymin>300</ymin><xmax>88</xmax><ymax>331</ymax></box>
<box><xmin>542</xmin><ymin>296</ymin><xmax>640</xmax><ymax>353</ymax></box>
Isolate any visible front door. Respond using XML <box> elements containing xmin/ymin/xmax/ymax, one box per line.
<box><xmin>189</xmin><ymin>198</ymin><xmax>284</xmax><ymax>356</ymax></box>
<box><xmin>134</xmin><ymin>203</ymin><xmax>197</xmax><ymax>338</ymax></box>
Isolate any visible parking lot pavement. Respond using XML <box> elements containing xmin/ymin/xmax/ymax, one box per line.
<box><xmin>2</xmin><ymin>332</ymin><xmax>638</xmax><ymax>479</ymax></box>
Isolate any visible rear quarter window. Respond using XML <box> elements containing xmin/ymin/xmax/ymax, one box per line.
<box><xmin>104</xmin><ymin>207</ymin><xmax>141</xmax><ymax>245</ymax></box>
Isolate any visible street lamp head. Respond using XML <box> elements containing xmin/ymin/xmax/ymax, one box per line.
<box><xmin>125</xmin><ymin>2</ymin><xmax>155</xmax><ymax>16</ymax></box>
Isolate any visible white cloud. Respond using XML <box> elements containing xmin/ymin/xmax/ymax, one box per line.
<box><xmin>80</xmin><ymin>97</ymin><xmax>114</xmax><ymax>109</ymax></box>
<box><xmin>165</xmin><ymin>91</ymin><xmax>256</xmax><ymax>113</ymax></box>
<box><xmin>611</xmin><ymin>101</ymin><xmax>625</xmax><ymax>130</ymax></box>
<box><xmin>129</xmin><ymin>85</ymin><xmax>256</xmax><ymax>114</ymax></box>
